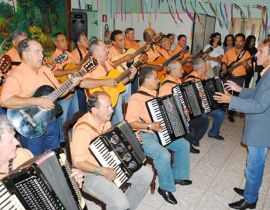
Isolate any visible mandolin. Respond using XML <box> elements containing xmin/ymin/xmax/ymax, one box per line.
<box><xmin>7</xmin><ymin>56</ymin><xmax>98</xmax><ymax>139</ymax></box>
<box><xmin>87</xmin><ymin>54</ymin><xmax>148</xmax><ymax>107</ymax></box>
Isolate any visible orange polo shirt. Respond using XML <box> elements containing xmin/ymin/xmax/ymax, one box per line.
<box><xmin>156</xmin><ymin>47</ymin><xmax>172</xmax><ymax>59</ymax></box>
<box><xmin>184</xmin><ymin>71</ymin><xmax>207</xmax><ymax>82</ymax></box>
<box><xmin>158</xmin><ymin>75</ymin><xmax>181</xmax><ymax>97</ymax></box>
<box><xmin>222</xmin><ymin>48</ymin><xmax>251</xmax><ymax>76</ymax></box>
<box><xmin>107</xmin><ymin>45</ymin><xmax>125</xmax><ymax>61</ymax></box>
<box><xmin>0</xmin><ymin>62</ymin><xmax>60</xmax><ymax>103</ymax></box>
<box><xmin>0</xmin><ymin>148</ymin><xmax>33</xmax><ymax>180</ymax></box>
<box><xmin>51</xmin><ymin>48</ymin><xmax>77</xmax><ymax>70</ymax></box>
<box><xmin>70</xmin><ymin>112</ymin><xmax>111</xmax><ymax>166</ymax></box>
<box><xmin>125</xmin><ymin>86</ymin><xmax>157</xmax><ymax>132</ymax></box>
<box><xmin>4</xmin><ymin>47</ymin><xmax>21</xmax><ymax>63</ymax></box>
<box><xmin>125</xmin><ymin>39</ymin><xmax>139</xmax><ymax>49</ymax></box>
<box><xmin>71</xmin><ymin>47</ymin><xmax>89</xmax><ymax>64</ymax></box>
<box><xmin>83</xmin><ymin>61</ymin><xmax>114</xmax><ymax>79</ymax></box>
<box><xmin>140</xmin><ymin>42</ymin><xmax>160</xmax><ymax>62</ymax></box>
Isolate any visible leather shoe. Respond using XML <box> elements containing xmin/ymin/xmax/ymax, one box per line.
<box><xmin>229</xmin><ymin>199</ymin><xmax>256</xmax><ymax>209</ymax></box>
<box><xmin>190</xmin><ymin>144</ymin><xmax>200</xmax><ymax>154</ymax></box>
<box><xmin>208</xmin><ymin>134</ymin><xmax>224</xmax><ymax>140</ymax></box>
<box><xmin>158</xmin><ymin>187</ymin><xmax>177</xmax><ymax>204</ymax></box>
<box><xmin>174</xmin><ymin>179</ymin><xmax>192</xmax><ymax>185</ymax></box>
<box><xmin>228</xmin><ymin>115</ymin><xmax>235</xmax><ymax>122</ymax></box>
<box><xmin>234</xmin><ymin>187</ymin><xmax>244</xmax><ymax>196</ymax></box>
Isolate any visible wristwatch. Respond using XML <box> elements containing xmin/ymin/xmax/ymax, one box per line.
<box><xmin>147</xmin><ymin>124</ymin><xmax>152</xmax><ymax>130</ymax></box>
<box><xmin>95</xmin><ymin>167</ymin><xmax>100</xmax><ymax>176</ymax></box>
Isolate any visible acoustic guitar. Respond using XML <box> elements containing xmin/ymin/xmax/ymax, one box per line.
<box><xmin>0</xmin><ymin>54</ymin><xmax>12</xmax><ymax>94</ymax></box>
<box><xmin>111</xmin><ymin>33</ymin><xmax>163</xmax><ymax>72</ymax></box>
<box><xmin>221</xmin><ymin>55</ymin><xmax>255</xmax><ymax>81</ymax></box>
<box><xmin>148</xmin><ymin>46</ymin><xmax>189</xmax><ymax>82</ymax></box>
<box><xmin>87</xmin><ymin>54</ymin><xmax>148</xmax><ymax>107</ymax></box>
<box><xmin>43</xmin><ymin>53</ymin><xmax>68</xmax><ymax>69</ymax></box>
<box><xmin>7</xmin><ymin>56</ymin><xmax>98</xmax><ymax>139</ymax></box>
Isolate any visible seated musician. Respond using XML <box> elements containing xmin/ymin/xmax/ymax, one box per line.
<box><xmin>71</xmin><ymin>32</ymin><xmax>89</xmax><ymax>64</ymax></box>
<box><xmin>172</xmin><ymin>34</ymin><xmax>193</xmax><ymax>77</ymax></box>
<box><xmin>155</xmin><ymin>36</ymin><xmax>173</xmax><ymax>59</ymax></box>
<box><xmin>185</xmin><ymin>58</ymin><xmax>225</xmax><ymax>140</ymax></box>
<box><xmin>4</xmin><ymin>30</ymin><xmax>28</xmax><ymax>66</ymax></box>
<box><xmin>0</xmin><ymin>114</ymin><xmax>84</xmax><ymax>192</ymax></box>
<box><xmin>166</xmin><ymin>33</ymin><xmax>177</xmax><ymax>50</ymax></box>
<box><xmin>51</xmin><ymin>32</ymin><xmax>80</xmax><ymax>143</ymax></box>
<box><xmin>221</xmin><ymin>33</ymin><xmax>251</xmax><ymax>122</ymax></box>
<box><xmin>124</xmin><ymin>27</ymin><xmax>139</xmax><ymax>50</ymax></box>
<box><xmin>70</xmin><ymin>91</ymin><xmax>152</xmax><ymax>210</ymax></box>
<box><xmin>0</xmin><ymin>39</ymin><xmax>81</xmax><ymax>156</ymax></box>
<box><xmin>159</xmin><ymin>61</ymin><xmax>209</xmax><ymax>153</ymax></box>
<box><xmin>125</xmin><ymin>66</ymin><xmax>191</xmax><ymax>205</ymax></box>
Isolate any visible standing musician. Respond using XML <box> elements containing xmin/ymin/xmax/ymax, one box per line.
<box><xmin>172</xmin><ymin>34</ymin><xmax>193</xmax><ymax>77</ymax></box>
<box><xmin>214</xmin><ymin>37</ymin><xmax>270</xmax><ymax>210</ymax></box>
<box><xmin>155</xmin><ymin>36</ymin><xmax>173</xmax><ymax>59</ymax></box>
<box><xmin>142</xmin><ymin>28</ymin><xmax>161</xmax><ymax>62</ymax></box>
<box><xmin>126</xmin><ymin>66</ymin><xmax>191</xmax><ymax>205</ymax></box>
<box><xmin>159</xmin><ymin>61</ymin><xmax>209</xmax><ymax>153</ymax></box>
<box><xmin>221</xmin><ymin>33</ymin><xmax>251</xmax><ymax>122</ymax></box>
<box><xmin>4</xmin><ymin>30</ymin><xmax>28</xmax><ymax>66</ymax></box>
<box><xmin>0</xmin><ymin>39</ymin><xmax>81</xmax><ymax>156</ymax></box>
<box><xmin>51</xmin><ymin>32</ymin><xmax>79</xmax><ymax>143</ymax></box>
<box><xmin>70</xmin><ymin>91</ymin><xmax>152</xmax><ymax>210</ymax></box>
<box><xmin>71</xmin><ymin>32</ymin><xmax>90</xmax><ymax>112</ymax></box>
<box><xmin>185</xmin><ymin>58</ymin><xmax>225</xmax><ymax>141</ymax></box>
<box><xmin>124</xmin><ymin>28</ymin><xmax>139</xmax><ymax>50</ymax></box>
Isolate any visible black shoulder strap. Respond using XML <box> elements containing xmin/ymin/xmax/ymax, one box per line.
<box><xmin>77</xmin><ymin>47</ymin><xmax>83</xmax><ymax>61</ymax></box>
<box><xmin>236</xmin><ymin>49</ymin><xmax>246</xmax><ymax>62</ymax></box>
<box><xmin>185</xmin><ymin>74</ymin><xmax>201</xmax><ymax>80</ymax></box>
<box><xmin>160</xmin><ymin>80</ymin><xmax>178</xmax><ymax>87</ymax></box>
<box><xmin>135</xmin><ymin>90</ymin><xmax>156</xmax><ymax>98</ymax></box>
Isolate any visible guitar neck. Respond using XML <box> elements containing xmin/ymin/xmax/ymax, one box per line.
<box><xmin>162</xmin><ymin>49</ymin><xmax>185</xmax><ymax>67</ymax></box>
<box><xmin>131</xmin><ymin>45</ymin><xmax>147</xmax><ymax>59</ymax></box>
<box><xmin>115</xmin><ymin>60</ymin><xmax>142</xmax><ymax>83</ymax></box>
<box><xmin>228</xmin><ymin>55</ymin><xmax>254</xmax><ymax>73</ymax></box>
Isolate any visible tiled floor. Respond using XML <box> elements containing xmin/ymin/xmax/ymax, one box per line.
<box><xmin>86</xmin><ymin>116</ymin><xmax>270</xmax><ymax>210</ymax></box>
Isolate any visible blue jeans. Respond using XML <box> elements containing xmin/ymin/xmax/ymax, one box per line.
<box><xmin>111</xmin><ymin>84</ymin><xmax>131</xmax><ymax>125</ymax></box>
<box><xmin>244</xmin><ymin>146</ymin><xmax>268</xmax><ymax>204</ymax></box>
<box><xmin>0</xmin><ymin>106</ymin><xmax>6</xmax><ymax>115</ymax></box>
<box><xmin>57</xmin><ymin>93</ymin><xmax>79</xmax><ymax>142</ymax></box>
<box><xmin>206</xmin><ymin>108</ymin><xmax>225</xmax><ymax>136</ymax></box>
<box><xmin>141</xmin><ymin>132</ymin><xmax>190</xmax><ymax>192</ymax></box>
<box><xmin>20</xmin><ymin>119</ymin><xmax>60</xmax><ymax>156</ymax></box>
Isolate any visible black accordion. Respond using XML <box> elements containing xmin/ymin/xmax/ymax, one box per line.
<box><xmin>89</xmin><ymin>121</ymin><xmax>146</xmax><ymax>189</ymax></box>
<box><xmin>146</xmin><ymin>94</ymin><xmax>190</xmax><ymax>146</ymax></box>
<box><xmin>0</xmin><ymin>150</ymin><xmax>85</xmax><ymax>210</ymax></box>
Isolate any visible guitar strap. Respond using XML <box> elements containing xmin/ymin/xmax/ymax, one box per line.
<box><xmin>160</xmin><ymin>80</ymin><xmax>178</xmax><ymax>86</ymax></box>
<box><xmin>77</xmin><ymin>47</ymin><xmax>83</xmax><ymax>61</ymax></box>
<box><xmin>135</xmin><ymin>90</ymin><xmax>156</xmax><ymax>98</ymax></box>
<box><xmin>43</xmin><ymin>72</ymin><xmax>58</xmax><ymax>90</ymax></box>
<box><xmin>235</xmin><ymin>49</ymin><xmax>246</xmax><ymax>63</ymax></box>
<box><xmin>185</xmin><ymin>74</ymin><xmax>201</xmax><ymax>81</ymax></box>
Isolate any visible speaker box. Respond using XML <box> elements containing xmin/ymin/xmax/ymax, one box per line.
<box><xmin>70</xmin><ymin>11</ymin><xmax>87</xmax><ymax>42</ymax></box>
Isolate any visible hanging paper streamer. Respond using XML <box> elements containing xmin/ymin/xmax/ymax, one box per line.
<box><xmin>234</xmin><ymin>3</ymin><xmax>247</xmax><ymax>21</ymax></box>
<box><xmin>198</xmin><ymin>1</ymin><xmax>208</xmax><ymax>15</ymax></box>
<box><xmin>96</xmin><ymin>0</ymin><xmax>99</xmax><ymax>11</ymax></box>
<box><xmin>247</xmin><ymin>5</ymin><xmax>251</xmax><ymax>21</ymax></box>
<box><xmin>224</xmin><ymin>3</ymin><xmax>229</xmax><ymax>24</ymax></box>
<box><xmin>124</xmin><ymin>0</ymin><xmax>127</xmax><ymax>21</ymax></box>
<box><xmin>209</xmin><ymin>1</ymin><xmax>223</xmax><ymax>28</ymax></box>
<box><xmin>231</xmin><ymin>3</ymin><xmax>234</xmax><ymax>28</ymax></box>
<box><xmin>168</xmin><ymin>2</ymin><xmax>178</xmax><ymax>26</ymax></box>
<box><xmin>183</xmin><ymin>0</ymin><xmax>195</xmax><ymax>23</ymax></box>
<box><xmin>172</xmin><ymin>0</ymin><xmax>183</xmax><ymax>23</ymax></box>
<box><xmin>155</xmin><ymin>0</ymin><xmax>158</xmax><ymax>21</ymax></box>
<box><xmin>190</xmin><ymin>1</ymin><xmax>201</xmax><ymax>20</ymax></box>
<box><xmin>110</xmin><ymin>0</ymin><xmax>113</xmax><ymax>19</ymax></box>
<box><xmin>115</xmin><ymin>0</ymin><xmax>118</xmax><ymax>18</ymax></box>
<box><xmin>140</xmin><ymin>0</ymin><xmax>145</xmax><ymax>21</ymax></box>
<box><xmin>219</xmin><ymin>2</ymin><xmax>229</xmax><ymax>30</ymax></box>
<box><xmin>120</xmin><ymin>0</ymin><xmax>123</xmax><ymax>21</ymax></box>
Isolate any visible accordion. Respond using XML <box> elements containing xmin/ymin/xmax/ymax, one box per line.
<box><xmin>195</xmin><ymin>77</ymin><xmax>225</xmax><ymax>112</ymax></box>
<box><xmin>0</xmin><ymin>150</ymin><xmax>85</xmax><ymax>210</ymax></box>
<box><xmin>146</xmin><ymin>94</ymin><xmax>190</xmax><ymax>147</ymax></box>
<box><xmin>89</xmin><ymin>121</ymin><xmax>146</xmax><ymax>189</ymax></box>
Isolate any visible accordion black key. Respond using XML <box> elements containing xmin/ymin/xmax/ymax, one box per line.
<box><xmin>172</xmin><ymin>82</ymin><xmax>204</xmax><ymax>119</ymax></box>
<box><xmin>1</xmin><ymin>150</ymin><xmax>85</xmax><ymax>210</ymax></box>
<box><xmin>195</xmin><ymin>77</ymin><xmax>225</xmax><ymax>112</ymax></box>
<box><xmin>89</xmin><ymin>121</ymin><xmax>146</xmax><ymax>189</ymax></box>
<box><xmin>146</xmin><ymin>94</ymin><xmax>190</xmax><ymax>146</ymax></box>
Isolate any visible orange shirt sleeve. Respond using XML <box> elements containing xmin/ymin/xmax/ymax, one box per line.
<box><xmin>125</xmin><ymin>96</ymin><xmax>143</xmax><ymax>123</ymax></box>
<box><xmin>0</xmin><ymin>73</ymin><xmax>22</xmax><ymax>103</ymax></box>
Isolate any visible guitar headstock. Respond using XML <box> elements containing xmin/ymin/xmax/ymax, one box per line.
<box><xmin>55</xmin><ymin>53</ymin><xmax>68</xmax><ymax>64</ymax></box>
<box><xmin>194</xmin><ymin>50</ymin><xmax>203</xmax><ymax>58</ymax></box>
<box><xmin>204</xmin><ymin>47</ymin><xmax>213</xmax><ymax>55</ymax></box>
<box><xmin>135</xmin><ymin>54</ymin><xmax>148</xmax><ymax>67</ymax></box>
<box><xmin>182</xmin><ymin>45</ymin><xmax>189</xmax><ymax>53</ymax></box>
<box><xmin>81</xmin><ymin>56</ymin><xmax>98</xmax><ymax>74</ymax></box>
<box><xmin>0</xmin><ymin>54</ymin><xmax>12</xmax><ymax>74</ymax></box>
<box><xmin>150</xmin><ymin>32</ymin><xmax>164</xmax><ymax>44</ymax></box>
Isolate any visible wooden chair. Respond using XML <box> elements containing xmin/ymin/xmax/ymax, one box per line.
<box><xmin>63</xmin><ymin>111</ymin><xmax>106</xmax><ymax>210</ymax></box>
<box><xmin>121</xmin><ymin>100</ymin><xmax>175</xmax><ymax>194</ymax></box>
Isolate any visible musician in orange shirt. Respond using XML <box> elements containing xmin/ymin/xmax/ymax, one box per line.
<box><xmin>185</xmin><ymin>58</ymin><xmax>225</xmax><ymax>141</ymax></box>
<box><xmin>4</xmin><ymin>30</ymin><xmax>27</xmax><ymax>66</ymax></box>
<box><xmin>71</xmin><ymin>91</ymin><xmax>152</xmax><ymax>209</ymax></box>
<box><xmin>51</xmin><ymin>32</ymin><xmax>80</xmax><ymax>143</ymax></box>
<box><xmin>126</xmin><ymin>66</ymin><xmax>191</xmax><ymax>205</ymax></box>
<box><xmin>71</xmin><ymin>32</ymin><xmax>89</xmax><ymax>64</ymax></box>
<box><xmin>172</xmin><ymin>34</ymin><xmax>193</xmax><ymax>76</ymax></box>
<box><xmin>155</xmin><ymin>36</ymin><xmax>173</xmax><ymax>59</ymax></box>
<box><xmin>124</xmin><ymin>28</ymin><xmax>139</xmax><ymax>49</ymax></box>
<box><xmin>221</xmin><ymin>33</ymin><xmax>251</xmax><ymax>122</ymax></box>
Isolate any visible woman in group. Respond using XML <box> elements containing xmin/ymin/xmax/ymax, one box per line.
<box><xmin>223</xmin><ymin>34</ymin><xmax>235</xmax><ymax>53</ymax></box>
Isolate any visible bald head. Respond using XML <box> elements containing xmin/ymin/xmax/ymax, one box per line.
<box><xmin>143</xmin><ymin>28</ymin><xmax>156</xmax><ymax>42</ymax></box>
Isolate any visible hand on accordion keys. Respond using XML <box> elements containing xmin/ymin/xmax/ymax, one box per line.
<box><xmin>71</xmin><ymin>168</ymin><xmax>85</xmax><ymax>188</ymax></box>
<box><xmin>151</xmin><ymin>122</ymin><xmax>164</xmax><ymax>132</ymax></box>
<box><xmin>100</xmin><ymin>167</ymin><xmax>117</xmax><ymax>182</ymax></box>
